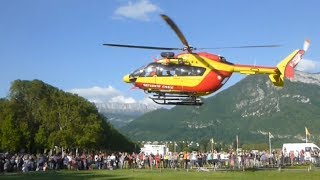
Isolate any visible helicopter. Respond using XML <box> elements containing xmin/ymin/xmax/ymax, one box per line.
<box><xmin>104</xmin><ymin>14</ymin><xmax>310</xmax><ymax>106</ymax></box>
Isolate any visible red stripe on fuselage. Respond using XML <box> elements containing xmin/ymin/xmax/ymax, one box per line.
<box><xmin>197</xmin><ymin>52</ymin><xmax>221</xmax><ymax>62</ymax></box>
<box><xmin>134</xmin><ymin>70</ymin><xmax>232</xmax><ymax>95</ymax></box>
<box><xmin>182</xmin><ymin>70</ymin><xmax>232</xmax><ymax>94</ymax></box>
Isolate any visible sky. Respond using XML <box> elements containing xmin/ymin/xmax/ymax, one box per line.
<box><xmin>1</xmin><ymin>0</ymin><xmax>320</xmax><ymax>105</ymax></box>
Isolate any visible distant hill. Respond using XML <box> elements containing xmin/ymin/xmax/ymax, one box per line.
<box><xmin>120</xmin><ymin>71</ymin><xmax>320</xmax><ymax>146</ymax></box>
<box><xmin>95</xmin><ymin>102</ymin><xmax>158</xmax><ymax>128</ymax></box>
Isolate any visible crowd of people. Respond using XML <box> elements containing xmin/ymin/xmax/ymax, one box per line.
<box><xmin>1</xmin><ymin>148</ymin><xmax>319</xmax><ymax>173</ymax></box>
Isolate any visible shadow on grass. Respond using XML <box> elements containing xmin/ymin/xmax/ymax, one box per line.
<box><xmin>1</xmin><ymin>170</ymin><xmax>131</xmax><ymax>180</ymax></box>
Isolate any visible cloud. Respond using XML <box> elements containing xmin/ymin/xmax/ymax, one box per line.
<box><xmin>68</xmin><ymin>86</ymin><xmax>135</xmax><ymax>104</ymax></box>
<box><xmin>297</xmin><ymin>59</ymin><xmax>320</xmax><ymax>73</ymax></box>
<box><xmin>113</xmin><ymin>0</ymin><xmax>161</xmax><ymax>21</ymax></box>
<box><xmin>110</xmin><ymin>95</ymin><xmax>136</xmax><ymax>104</ymax></box>
<box><xmin>68</xmin><ymin>86</ymin><xmax>167</xmax><ymax>108</ymax></box>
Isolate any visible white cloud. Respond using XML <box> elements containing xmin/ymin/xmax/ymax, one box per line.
<box><xmin>113</xmin><ymin>0</ymin><xmax>161</xmax><ymax>21</ymax></box>
<box><xmin>110</xmin><ymin>95</ymin><xmax>136</xmax><ymax>104</ymax></box>
<box><xmin>68</xmin><ymin>86</ymin><xmax>136</xmax><ymax>103</ymax></box>
<box><xmin>68</xmin><ymin>86</ymin><xmax>167</xmax><ymax>108</ymax></box>
<box><xmin>69</xmin><ymin>86</ymin><xmax>119</xmax><ymax>97</ymax></box>
<box><xmin>297</xmin><ymin>59</ymin><xmax>320</xmax><ymax>73</ymax></box>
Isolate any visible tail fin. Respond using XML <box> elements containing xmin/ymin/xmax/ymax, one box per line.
<box><xmin>269</xmin><ymin>40</ymin><xmax>310</xmax><ymax>86</ymax></box>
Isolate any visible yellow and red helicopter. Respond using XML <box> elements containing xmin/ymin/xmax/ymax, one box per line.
<box><xmin>104</xmin><ymin>14</ymin><xmax>310</xmax><ymax>106</ymax></box>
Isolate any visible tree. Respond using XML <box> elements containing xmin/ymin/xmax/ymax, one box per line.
<box><xmin>0</xmin><ymin>79</ymin><xmax>135</xmax><ymax>153</ymax></box>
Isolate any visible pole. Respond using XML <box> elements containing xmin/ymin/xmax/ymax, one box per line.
<box><xmin>211</xmin><ymin>138</ymin><xmax>213</xmax><ymax>152</ymax></box>
<box><xmin>236</xmin><ymin>135</ymin><xmax>239</xmax><ymax>155</ymax></box>
<box><xmin>306</xmin><ymin>129</ymin><xmax>308</xmax><ymax>143</ymax></box>
<box><xmin>306</xmin><ymin>133</ymin><xmax>307</xmax><ymax>143</ymax></box>
<box><xmin>269</xmin><ymin>133</ymin><xmax>272</xmax><ymax>155</ymax></box>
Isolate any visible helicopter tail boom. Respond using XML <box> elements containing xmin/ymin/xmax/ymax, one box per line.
<box><xmin>269</xmin><ymin>49</ymin><xmax>305</xmax><ymax>86</ymax></box>
<box><xmin>232</xmin><ymin>40</ymin><xmax>308</xmax><ymax>87</ymax></box>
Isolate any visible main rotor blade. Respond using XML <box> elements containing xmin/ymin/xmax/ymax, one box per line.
<box><xmin>160</xmin><ymin>14</ymin><xmax>191</xmax><ymax>52</ymax></box>
<box><xmin>197</xmin><ymin>44</ymin><xmax>281</xmax><ymax>50</ymax></box>
<box><xmin>103</xmin><ymin>43</ymin><xmax>182</xmax><ymax>51</ymax></box>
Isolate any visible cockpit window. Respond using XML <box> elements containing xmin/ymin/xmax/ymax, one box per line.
<box><xmin>130</xmin><ymin>65</ymin><xmax>146</xmax><ymax>78</ymax></box>
<box><xmin>132</xmin><ymin>63</ymin><xmax>206</xmax><ymax>77</ymax></box>
<box><xmin>145</xmin><ymin>64</ymin><xmax>157</xmax><ymax>77</ymax></box>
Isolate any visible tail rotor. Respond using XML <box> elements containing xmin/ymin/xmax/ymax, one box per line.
<box><xmin>303</xmin><ymin>39</ymin><xmax>310</xmax><ymax>52</ymax></box>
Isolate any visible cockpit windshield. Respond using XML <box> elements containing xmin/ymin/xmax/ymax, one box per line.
<box><xmin>130</xmin><ymin>63</ymin><xmax>206</xmax><ymax>77</ymax></box>
<box><xmin>130</xmin><ymin>65</ymin><xmax>146</xmax><ymax>78</ymax></box>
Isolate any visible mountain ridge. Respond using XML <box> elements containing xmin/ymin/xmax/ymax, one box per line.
<box><xmin>120</xmin><ymin>71</ymin><xmax>320</xmax><ymax>146</ymax></box>
<box><xmin>95</xmin><ymin>102</ymin><xmax>159</xmax><ymax>128</ymax></box>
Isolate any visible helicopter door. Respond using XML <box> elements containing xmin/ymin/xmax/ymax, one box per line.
<box><xmin>172</xmin><ymin>65</ymin><xmax>183</xmax><ymax>91</ymax></box>
<box><xmin>176</xmin><ymin>65</ymin><xmax>205</xmax><ymax>92</ymax></box>
<box><xmin>176</xmin><ymin>75</ymin><xmax>184</xmax><ymax>92</ymax></box>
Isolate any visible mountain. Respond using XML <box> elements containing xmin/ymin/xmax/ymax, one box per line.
<box><xmin>95</xmin><ymin>102</ymin><xmax>159</xmax><ymax>128</ymax></box>
<box><xmin>120</xmin><ymin>71</ymin><xmax>320</xmax><ymax>146</ymax></box>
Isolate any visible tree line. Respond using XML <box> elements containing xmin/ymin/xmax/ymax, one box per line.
<box><xmin>0</xmin><ymin>79</ymin><xmax>136</xmax><ymax>153</ymax></box>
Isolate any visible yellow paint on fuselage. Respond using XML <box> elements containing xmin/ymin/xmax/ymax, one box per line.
<box><xmin>179</xmin><ymin>53</ymin><xmax>278</xmax><ymax>75</ymax></box>
<box><xmin>135</xmin><ymin>54</ymin><xmax>213</xmax><ymax>88</ymax></box>
<box><xmin>135</xmin><ymin>50</ymin><xmax>305</xmax><ymax>91</ymax></box>
<box><xmin>134</xmin><ymin>52</ymin><xmax>279</xmax><ymax>88</ymax></box>
<box><xmin>126</xmin><ymin>47</ymin><xmax>305</xmax><ymax>96</ymax></box>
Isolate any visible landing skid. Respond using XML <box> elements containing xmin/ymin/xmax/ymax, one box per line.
<box><xmin>149</xmin><ymin>93</ymin><xmax>202</xmax><ymax>106</ymax></box>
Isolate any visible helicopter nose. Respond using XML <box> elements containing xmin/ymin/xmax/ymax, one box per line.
<box><xmin>123</xmin><ymin>74</ymin><xmax>131</xmax><ymax>83</ymax></box>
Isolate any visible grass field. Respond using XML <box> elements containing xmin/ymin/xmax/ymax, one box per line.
<box><xmin>2</xmin><ymin>168</ymin><xmax>320</xmax><ymax>180</ymax></box>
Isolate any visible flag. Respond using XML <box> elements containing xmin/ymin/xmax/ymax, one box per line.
<box><xmin>305</xmin><ymin>127</ymin><xmax>311</xmax><ymax>136</ymax></box>
<box><xmin>269</xmin><ymin>132</ymin><xmax>274</xmax><ymax>139</ymax></box>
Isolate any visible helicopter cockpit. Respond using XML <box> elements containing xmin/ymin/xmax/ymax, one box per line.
<box><xmin>129</xmin><ymin>62</ymin><xmax>206</xmax><ymax>79</ymax></box>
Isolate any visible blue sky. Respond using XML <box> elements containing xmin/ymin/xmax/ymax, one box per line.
<box><xmin>1</xmin><ymin>0</ymin><xmax>319</xmax><ymax>104</ymax></box>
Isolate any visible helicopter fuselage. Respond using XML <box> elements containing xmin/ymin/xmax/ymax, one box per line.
<box><xmin>123</xmin><ymin>52</ymin><xmax>233</xmax><ymax>96</ymax></box>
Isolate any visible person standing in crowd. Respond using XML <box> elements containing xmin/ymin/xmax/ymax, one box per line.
<box><xmin>289</xmin><ymin>151</ymin><xmax>295</xmax><ymax>166</ymax></box>
<box><xmin>155</xmin><ymin>153</ymin><xmax>160</xmax><ymax>169</ymax></box>
<box><xmin>110</xmin><ymin>153</ymin><xmax>116</xmax><ymax>170</ymax></box>
<box><xmin>229</xmin><ymin>150</ymin><xmax>235</xmax><ymax>170</ymax></box>
<box><xmin>148</xmin><ymin>154</ymin><xmax>153</xmax><ymax>170</ymax></box>
<box><xmin>183</xmin><ymin>151</ymin><xmax>189</xmax><ymax>169</ymax></box>
<box><xmin>212</xmin><ymin>150</ymin><xmax>218</xmax><ymax>170</ymax></box>
<box><xmin>197</xmin><ymin>152</ymin><xmax>203</xmax><ymax>168</ymax></box>
<box><xmin>118</xmin><ymin>153</ymin><xmax>123</xmax><ymax>169</ymax></box>
<box><xmin>94</xmin><ymin>153</ymin><xmax>99</xmax><ymax>169</ymax></box>
<box><xmin>207</xmin><ymin>151</ymin><xmax>212</xmax><ymax>167</ymax></box>
<box><xmin>164</xmin><ymin>153</ymin><xmax>169</xmax><ymax>168</ymax></box>
<box><xmin>190</xmin><ymin>152</ymin><xmax>197</xmax><ymax>169</ymax></box>
<box><xmin>144</xmin><ymin>154</ymin><xmax>149</xmax><ymax>169</ymax></box>
<box><xmin>0</xmin><ymin>154</ymin><xmax>4</xmax><ymax>174</ymax></box>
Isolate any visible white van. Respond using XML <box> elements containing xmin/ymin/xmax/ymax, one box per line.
<box><xmin>282</xmin><ymin>143</ymin><xmax>320</xmax><ymax>162</ymax></box>
<box><xmin>140</xmin><ymin>144</ymin><xmax>169</xmax><ymax>156</ymax></box>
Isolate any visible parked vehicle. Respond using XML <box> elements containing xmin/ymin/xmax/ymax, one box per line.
<box><xmin>282</xmin><ymin>143</ymin><xmax>320</xmax><ymax>162</ymax></box>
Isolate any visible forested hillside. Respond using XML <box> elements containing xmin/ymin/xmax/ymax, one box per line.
<box><xmin>121</xmin><ymin>71</ymin><xmax>320</xmax><ymax>146</ymax></box>
<box><xmin>0</xmin><ymin>79</ymin><xmax>135</xmax><ymax>153</ymax></box>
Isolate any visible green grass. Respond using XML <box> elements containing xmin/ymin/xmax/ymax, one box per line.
<box><xmin>2</xmin><ymin>168</ymin><xmax>320</xmax><ymax>180</ymax></box>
